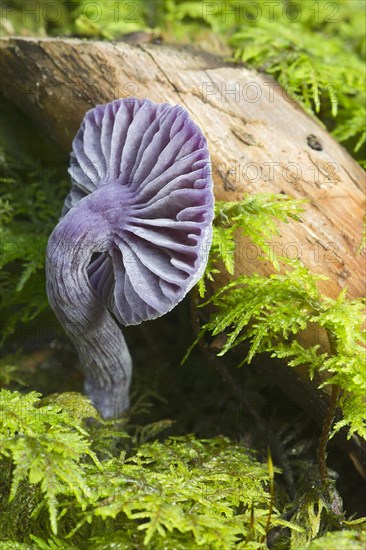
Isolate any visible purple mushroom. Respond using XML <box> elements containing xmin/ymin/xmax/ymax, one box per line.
<box><xmin>46</xmin><ymin>98</ymin><xmax>214</xmax><ymax>419</ymax></box>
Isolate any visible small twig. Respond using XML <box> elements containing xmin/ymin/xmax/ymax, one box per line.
<box><xmin>264</xmin><ymin>447</ymin><xmax>275</xmax><ymax>542</ymax></box>
<box><xmin>189</xmin><ymin>290</ymin><xmax>265</xmax><ymax>431</ymax></box>
<box><xmin>318</xmin><ymin>384</ymin><xmax>341</xmax><ymax>486</ymax></box>
<box><xmin>189</xmin><ymin>291</ymin><xmax>297</xmax><ymax>497</ymax></box>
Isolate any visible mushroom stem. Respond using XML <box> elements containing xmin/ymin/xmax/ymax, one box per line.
<box><xmin>46</xmin><ymin>186</ymin><xmax>132</xmax><ymax>419</ymax></box>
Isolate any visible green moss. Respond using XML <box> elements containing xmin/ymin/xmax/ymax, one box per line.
<box><xmin>308</xmin><ymin>529</ymin><xmax>366</xmax><ymax>550</ymax></box>
<box><xmin>0</xmin><ymin>101</ymin><xmax>69</xmax><ymax>345</ymax></box>
<box><xmin>193</xmin><ymin>196</ymin><xmax>366</xmax><ymax>441</ymax></box>
<box><xmin>0</xmin><ymin>389</ymin><xmax>297</xmax><ymax>548</ymax></box>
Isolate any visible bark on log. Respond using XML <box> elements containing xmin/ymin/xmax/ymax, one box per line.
<box><xmin>1</xmin><ymin>36</ymin><xmax>365</xmax><ymax>469</ymax></box>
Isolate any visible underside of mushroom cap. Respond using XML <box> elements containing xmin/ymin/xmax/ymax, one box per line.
<box><xmin>62</xmin><ymin>98</ymin><xmax>214</xmax><ymax>325</ymax></box>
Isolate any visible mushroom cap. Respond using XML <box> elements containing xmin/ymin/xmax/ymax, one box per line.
<box><xmin>62</xmin><ymin>98</ymin><xmax>214</xmax><ymax>325</ymax></box>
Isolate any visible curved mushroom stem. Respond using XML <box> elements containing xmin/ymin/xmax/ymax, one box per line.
<box><xmin>46</xmin><ymin>185</ymin><xmax>132</xmax><ymax>419</ymax></box>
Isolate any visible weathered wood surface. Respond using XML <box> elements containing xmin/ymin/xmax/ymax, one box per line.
<box><xmin>1</xmin><ymin>36</ymin><xmax>365</xmax><ymax>300</ymax></box>
<box><xmin>1</xmin><ymin>36</ymin><xmax>365</xmax><ymax>470</ymax></box>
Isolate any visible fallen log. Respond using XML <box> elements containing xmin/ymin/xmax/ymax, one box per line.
<box><xmin>1</xmin><ymin>36</ymin><xmax>365</xmax><ymax>470</ymax></box>
<box><xmin>1</xmin><ymin>37</ymin><xmax>364</xmax><ymax>298</ymax></box>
